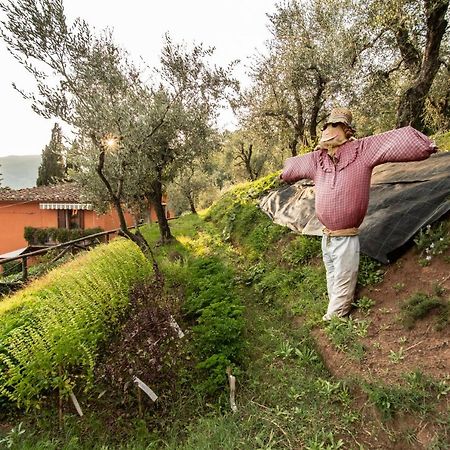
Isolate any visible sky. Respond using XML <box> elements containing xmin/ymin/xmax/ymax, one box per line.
<box><xmin>0</xmin><ymin>0</ymin><xmax>278</xmax><ymax>157</ymax></box>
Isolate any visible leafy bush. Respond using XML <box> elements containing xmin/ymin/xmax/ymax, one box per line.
<box><xmin>0</xmin><ymin>238</ymin><xmax>151</xmax><ymax>409</ymax></box>
<box><xmin>363</xmin><ymin>372</ymin><xmax>438</xmax><ymax>419</ymax></box>
<box><xmin>24</xmin><ymin>227</ymin><xmax>103</xmax><ymax>245</ymax></box>
<box><xmin>183</xmin><ymin>256</ymin><xmax>244</xmax><ymax>395</ymax></box>
<box><xmin>1</xmin><ymin>260</ymin><xmax>22</xmax><ymax>277</ymax></box>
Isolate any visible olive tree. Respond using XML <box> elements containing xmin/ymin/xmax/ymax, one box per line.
<box><xmin>1</xmin><ymin>0</ymin><xmax>236</xmax><ymax>247</ymax></box>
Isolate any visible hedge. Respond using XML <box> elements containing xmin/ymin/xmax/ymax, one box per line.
<box><xmin>24</xmin><ymin>226</ymin><xmax>104</xmax><ymax>245</ymax></box>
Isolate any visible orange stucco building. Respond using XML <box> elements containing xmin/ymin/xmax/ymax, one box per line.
<box><xmin>0</xmin><ymin>183</ymin><xmax>168</xmax><ymax>255</ymax></box>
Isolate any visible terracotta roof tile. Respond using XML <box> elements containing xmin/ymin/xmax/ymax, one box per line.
<box><xmin>0</xmin><ymin>183</ymin><xmax>88</xmax><ymax>203</ymax></box>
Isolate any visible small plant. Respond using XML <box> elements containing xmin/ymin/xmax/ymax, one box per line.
<box><xmin>388</xmin><ymin>347</ymin><xmax>405</xmax><ymax>363</ymax></box>
<box><xmin>414</xmin><ymin>222</ymin><xmax>450</xmax><ymax>265</ymax></box>
<box><xmin>274</xmin><ymin>341</ymin><xmax>296</xmax><ymax>359</ymax></box>
<box><xmin>393</xmin><ymin>282</ymin><xmax>406</xmax><ymax>293</ymax></box>
<box><xmin>353</xmin><ymin>296</ymin><xmax>375</xmax><ymax>314</ymax></box>
<box><xmin>315</xmin><ymin>378</ymin><xmax>342</xmax><ymax>398</ymax></box>
<box><xmin>358</xmin><ymin>255</ymin><xmax>384</xmax><ymax>286</ymax></box>
<box><xmin>324</xmin><ymin>317</ymin><xmax>368</xmax><ymax>360</ymax></box>
<box><xmin>0</xmin><ymin>422</ymin><xmax>25</xmax><ymax>448</ymax></box>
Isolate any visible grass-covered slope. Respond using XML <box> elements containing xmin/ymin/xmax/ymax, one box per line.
<box><xmin>0</xmin><ymin>174</ymin><xmax>448</xmax><ymax>449</ymax></box>
<box><xmin>0</xmin><ymin>239</ymin><xmax>152</xmax><ymax>409</ymax></box>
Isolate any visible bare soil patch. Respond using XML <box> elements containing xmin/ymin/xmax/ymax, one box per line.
<box><xmin>313</xmin><ymin>245</ymin><xmax>450</xmax><ymax>384</ymax></box>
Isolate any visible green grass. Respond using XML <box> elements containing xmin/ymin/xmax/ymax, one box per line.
<box><xmin>1</xmin><ymin>171</ymin><xmax>448</xmax><ymax>449</ymax></box>
<box><xmin>433</xmin><ymin>131</ymin><xmax>450</xmax><ymax>152</ymax></box>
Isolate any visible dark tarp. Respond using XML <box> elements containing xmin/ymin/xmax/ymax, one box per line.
<box><xmin>259</xmin><ymin>152</ymin><xmax>450</xmax><ymax>263</ymax></box>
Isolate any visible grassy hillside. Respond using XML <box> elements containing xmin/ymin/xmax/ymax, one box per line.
<box><xmin>0</xmin><ymin>174</ymin><xmax>449</xmax><ymax>449</ymax></box>
<box><xmin>0</xmin><ymin>155</ymin><xmax>41</xmax><ymax>189</ymax></box>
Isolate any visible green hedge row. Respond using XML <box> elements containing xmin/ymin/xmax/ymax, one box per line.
<box><xmin>24</xmin><ymin>226</ymin><xmax>104</xmax><ymax>245</ymax></box>
<box><xmin>183</xmin><ymin>257</ymin><xmax>244</xmax><ymax>395</ymax></box>
<box><xmin>0</xmin><ymin>238</ymin><xmax>151</xmax><ymax>409</ymax></box>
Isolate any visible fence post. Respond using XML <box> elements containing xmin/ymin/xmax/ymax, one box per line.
<box><xmin>22</xmin><ymin>256</ymin><xmax>28</xmax><ymax>281</ymax></box>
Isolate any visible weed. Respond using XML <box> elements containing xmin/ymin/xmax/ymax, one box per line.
<box><xmin>358</xmin><ymin>255</ymin><xmax>384</xmax><ymax>286</ymax></box>
<box><xmin>353</xmin><ymin>296</ymin><xmax>375</xmax><ymax>314</ymax></box>
<box><xmin>433</xmin><ymin>282</ymin><xmax>446</xmax><ymax>297</ymax></box>
<box><xmin>305</xmin><ymin>430</ymin><xmax>345</xmax><ymax>449</ymax></box>
<box><xmin>400</xmin><ymin>292</ymin><xmax>449</xmax><ymax>330</ymax></box>
<box><xmin>324</xmin><ymin>318</ymin><xmax>368</xmax><ymax>361</ymax></box>
<box><xmin>283</xmin><ymin>235</ymin><xmax>322</xmax><ymax>266</ymax></box>
<box><xmin>0</xmin><ymin>422</ymin><xmax>25</xmax><ymax>448</ymax></box>
<box><xmin>388</xmin><ymin>347</ymin><xmax>405</xmax><ymax>363</ymax></box>
<box><xmin>363</xmin><ymin>381</ymin><xmax>433</xmax><ymax>419</ymax></box>
<box><xmin>414</xmin><ymin>222</ymin><xmax>450</xmax><ymax>265</ymax></box>
<box><xmin>393</xmin><ymin>282</ymin><xmax>405</xmax><ymax>293</ymax></box>
<box><xmin>274</xmin><ymin>341</ymin><xmax>296</xmax><ymax>359</ymax></box>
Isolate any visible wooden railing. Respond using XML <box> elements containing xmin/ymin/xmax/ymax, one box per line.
<box><xmin>0</xmin><ymin>227</ymin><xmax>132</xmax><ymax>283</ymax></box>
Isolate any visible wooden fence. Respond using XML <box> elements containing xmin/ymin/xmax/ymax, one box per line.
<box><xmin>0</xmin><ymin>227</ymin><xmax>131</xmax><ymax>285</ymax></box>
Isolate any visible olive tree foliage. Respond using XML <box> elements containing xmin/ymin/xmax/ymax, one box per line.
<box><xmin>219</xmin><ymin>127</ymin><xmax>272</xmax><ymax>182</ymax></box>
<box><xmin>165</xmin><ymin>126</ymin><xmax>223</xmax><ymax>215</ymax></box>
<box><xmin>348</xmin><ymin>0</ymin><xmax>449</xmax><ymax>133</ymax></box>
<box><xmin>245</xmin><ymin>0</ymin><xmax>355</xmax><ymax>156</ymax></box>
<box><xmin>1</xmin><ymin>0</ymin><xmax>236</xmax><ymax>248</ymax></box>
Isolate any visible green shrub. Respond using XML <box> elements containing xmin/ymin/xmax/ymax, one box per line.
<box><xmin>400</xmin><ymin>292</ymin><xmax>449</xmax><ymax>330</ymax></box>
<box><xmin>0</xmin><ymin>238</ymin><xmax>151</xmax><ymax>409</ymax></box>
<box><xmin>1</xmin><ymin>261</ymin><xmax>22</xmax><ymax>277</ymax></box>
<box><xmin>363</xmin><ymin>374</ymin><xmax>436</xmax><ymax>419</ymax></box>
<box><xmin>23</xmin><ymin>227</ymin><xmax>103</xmax><ymax>245</ymax></box>
<box><xmin>183</xmin><ymin>256</ymin><xmax>244</xmax><ymax>395</ymax></box>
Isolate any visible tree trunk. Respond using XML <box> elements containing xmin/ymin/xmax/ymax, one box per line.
<box><xmin>309</xmin><ymin>71</ymin><xmax>327</xmax><ymax>143</ymax></box>
<box><xmin>289</xmin><ymin>135</ymin><xmax>299</xmax><ymax>157</ymax></box>
<box><xmin>188</xmin><ymin>193</ymin><xmax>197</xmax><ymax>214</ymax></box>
<box><xmin>148</xmin><ymin>178</ymin><xmax>173</xmax><ymax>242</ymax></box>
<box><xmin>95</xmin><ymin>147</ymin><xmax>150</xmax><ymax>253</ymax></box>
<box><xmin>396</xmin><ymin>0</ymin><xmax>449</xmax><ymax>131</ymax></box>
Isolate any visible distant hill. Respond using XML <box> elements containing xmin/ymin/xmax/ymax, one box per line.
<box><xmin>0</xmin><ymin>155</ymin><xmax>41</xmax><ymax>189</ymax></box>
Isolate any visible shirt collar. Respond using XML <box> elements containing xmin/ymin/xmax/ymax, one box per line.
<box><xmin>318</xmin><ymin>140</ymin><xmax>359</xmax><ymax>173</ymax></box>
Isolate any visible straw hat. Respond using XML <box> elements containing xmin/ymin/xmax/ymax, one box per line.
<box><xmin>323</xmin><ymin>107</ymin><xmax>355</xmax><ymax>130</ymax></box>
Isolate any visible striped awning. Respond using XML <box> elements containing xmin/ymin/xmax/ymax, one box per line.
<box><xmin>39</xmin><ymin>203</ymin><xmax>93</xmax><ymax>210</ymax></box>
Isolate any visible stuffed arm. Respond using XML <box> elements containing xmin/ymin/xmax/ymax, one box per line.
<box><xmin>280</xmin><ymin>152</ymin><xmax>317</xmax><ymax>183</ymax></box>
<box><xmin>361</xmin><ymin>126</ymin><xmax>438</xmax><ymax>168</ymax></box>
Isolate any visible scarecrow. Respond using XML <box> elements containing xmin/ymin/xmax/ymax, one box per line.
<box><xmin>281</xmin><ymin>108</ymin><xmax>438</xmax><ymax>320</ymax></box>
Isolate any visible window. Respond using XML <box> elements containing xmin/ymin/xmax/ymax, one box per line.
<box><xmin>57</xmin><ymin>209</ymin><xmax>85</xmax><ymax>229</ymax></box>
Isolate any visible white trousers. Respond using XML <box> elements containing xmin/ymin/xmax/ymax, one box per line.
<box><xmin>321</xmin><ymin>235</ymin><xmax>360</xmax><ymax>320</ymax></box>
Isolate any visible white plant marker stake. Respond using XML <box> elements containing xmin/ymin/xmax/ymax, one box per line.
<box><xmin>227</xmin><ymin>368</ymin><xmax>237</xmax><ymax>413</ymax></box>
<box><xmin>133</xmin><ymin>376</ymin><xmax>158</xmax><ymax>402</ymax></box>
<box><xmin>69</xmin><ymin>391</ymin><xmax>83</xmax><ymax>417</ymax></box>
<box><xmin>169</xmin><ymin>315</ymin><xmax>185</xmax><ymax>338</ymax></box>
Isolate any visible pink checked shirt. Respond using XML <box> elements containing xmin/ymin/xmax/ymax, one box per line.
<box><xmin>281</xmin><ymin>126</ymin><xmax>437</xmax><ymax>230</ymax></box>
